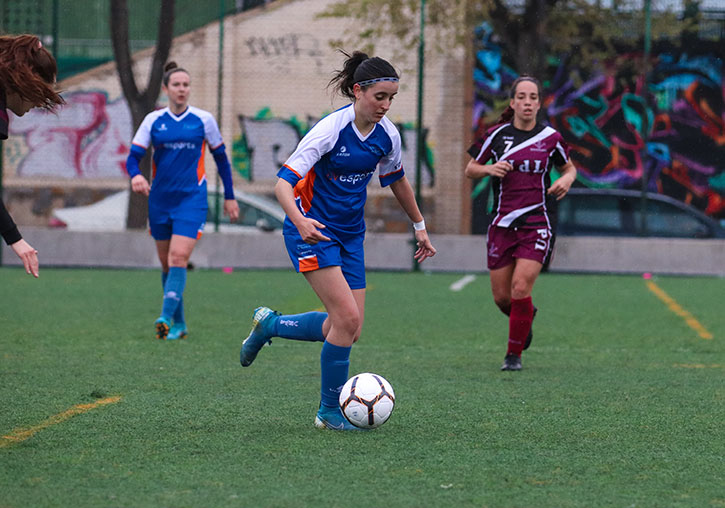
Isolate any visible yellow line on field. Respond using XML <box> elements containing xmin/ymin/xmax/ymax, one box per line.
<box><xmin>0</xmin><ymin>396</ymin><xmax>121</xmax><ymax>448</ymax></box>
<box><xmin>645</xmin><ymin>280</ymin><xmax>713</xmax><ymax>340</ymax></box>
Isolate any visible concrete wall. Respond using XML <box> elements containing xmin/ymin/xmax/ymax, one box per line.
<box><xmin>3</xmin><ymin>228</ymin><xmax>724</xmax><ymax>277</ymax></box>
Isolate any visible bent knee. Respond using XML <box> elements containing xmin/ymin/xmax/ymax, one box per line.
<box><xmin>168</xmin><ymin>251</ymin><xmax>190</xmax><ymax>267</ymax></box>
<box><xmin>493</xmin><ymin>296</ymin><xmax>511</xmax><ymax>315</ymax></box>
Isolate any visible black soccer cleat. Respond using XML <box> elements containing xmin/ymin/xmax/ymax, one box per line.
<box><xmin>501</xmin><ymin>353</ymin><xmax>522</xmax><ymax>371</ymax></box>
<box><xmin>523</xmin><ymin>306</ymin><xmax>538</xmax><ymax>351</ymax></box>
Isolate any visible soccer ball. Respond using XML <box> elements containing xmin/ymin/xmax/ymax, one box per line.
<box><xmin>339</xmin><ymin>372</ymin><xmax>395</xmax><ymax>429</ymax></box>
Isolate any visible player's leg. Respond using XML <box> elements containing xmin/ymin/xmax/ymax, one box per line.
<box><xmin>158</xmin><ymin>233</ymin><xmax>197</xmax><ymax>339</ymax></box>
<box><xmin>157</xmin><ymin>241</ymin><xmax>188</xmax><ymax>339</ymax></box>
<box><xmin>240</xmin><ymin>231</ymin><xmax>339</xmax><ymax>366</ymax></box>
<box><xmin>501</xmin><ymin>258</ymin><xmax>541</xmax><ymax>370</ymax></box>
<box><xmin>150</xmin><ymin>218</ymin><xmax>173</xmax><ymax>339</ymax></box>
<box><xmin>305</xmin><ymin>267</ymin><xmax>364</xmax><ymax>430</ymax></box>
<box><xmin>489</xmin><ymin>263</ymin><xmax>514</xmax><ymax>316</ymax></box>
<box><xmin>513</xmin><ymin>227</ymin><xmax>550</xmax><ymax>352</ymax></box>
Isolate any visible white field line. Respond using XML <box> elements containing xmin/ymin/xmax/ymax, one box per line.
<box><xmin>450</xmin><ymin>274</ymin><xmax>476</xmax><ymax>292</ymax></box>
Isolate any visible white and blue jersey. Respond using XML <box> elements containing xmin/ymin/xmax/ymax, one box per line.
<box><xmin>130</xmin><ymin>106</ymin><xmax>224</xmax><ymax>211</ymax></box>
<box><xmin>277</xmin><ymin>104</ymin><xmax>404</xmax><ymax>237</ymax></box>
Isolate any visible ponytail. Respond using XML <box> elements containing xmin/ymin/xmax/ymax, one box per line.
<box><xmin>328</xmin><ymin>50</ymin><xmax>399</xmax><ymax>101</ymax></box>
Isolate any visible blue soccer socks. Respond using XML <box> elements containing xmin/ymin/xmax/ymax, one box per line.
<box><xmin>276</xmin><ymin>312</ymin><xmax>327</xmax><ymax>342</ymax></box>
<box><xmin>320</xmin><ymin>341</ymin><xmax>351</xmax><ymax>409</ymax></box>
<box><xmin>161</xmin><ymin>267</ymin><xmax>187</xmax><ymax>322</ymax></box>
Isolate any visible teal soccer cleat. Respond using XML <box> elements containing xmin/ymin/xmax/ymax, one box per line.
<box><xmin>240</xmin><ymin>307</ymin><xmax>280</xmax><ymax>367</ymax></box>
<box><xmin>155</xmin><ymin>317</ymin><xmax>170</xmax><ymax>340</ymax></box>
<box><xmin>167</xmin><ymin>323</ymin><xmax>188</xmax><ymax>340</ymax></box>
<box><xmin>314</xmin><ymin>405</ymin><xmax>367</xmax><ymax>431</ymax></box>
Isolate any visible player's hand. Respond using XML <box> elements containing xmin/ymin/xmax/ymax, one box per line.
<box><xmin>295</xmin><ymin>217</ymin><xmax>330</xmax><ymax>244</ymax></box>
<box><xmin>224</xmin><ymin>199</ymin><xmax>239</xmax><ymax>222</ymax></box>
<box><xmin>131</xmin><ymin>175</ymin><xmax>150</xmax><ymax>196</ymax></box>
<box><xmin>11</xmin><ymin>239</ymin><xmax>39</xmax><ymax>278</ymax></box>
<box><xmin>486</xmin><ymin>161</ymin><xmax>513</xmax><ymax>178</ymax></box>
<box><xmin>547</xmin><ymin>172</ymin><xmax>576</xmax><ymax>200</ymax></box>
<box><xmin>413</xmin><ymin>229</ymin><xmax>436</xmax><ymax>263</ymax></box>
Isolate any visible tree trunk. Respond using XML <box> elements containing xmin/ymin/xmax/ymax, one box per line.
<box><xmin>110</xmin><ymin>0</ymin><xmax>175</xmax><ymax>229</ymax></box>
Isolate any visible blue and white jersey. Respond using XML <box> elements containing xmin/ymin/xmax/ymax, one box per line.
<box><xmin>132</xmin><ymin>106</ymin><xmax>224</xmax><ymax>209</ymax></box>
<box><xmin>277</xmin><ymin>104</ymin><xmax>404</xmax><ymax>236</ymax></box>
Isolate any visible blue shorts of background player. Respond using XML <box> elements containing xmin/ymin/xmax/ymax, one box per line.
<box><xmin>149</xmin><ymin>205</ymin><xmax>206</xmax><ymax>241</ymax></box>
<box><xmin>283</xmin><ymin>225</ymin><xmax>366</xmax><ymax>290</ymax></box>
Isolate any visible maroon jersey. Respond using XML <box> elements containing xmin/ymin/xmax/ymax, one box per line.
<box><xmin>468</xmin><ymin>122</ymin><xmax>569</xmax><ymax>229</ymax></box>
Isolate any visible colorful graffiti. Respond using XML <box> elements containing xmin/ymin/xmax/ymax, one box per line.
<box><xmin>233</xmin><ymin>108</ymin><xmax>435</xmax><ymax>188</ymax></box>
<box><xmin>472</xmin><ymin>22</ymin><xmax>725</xmax><ymax>223</ymax></box>
<box><xmin>7</xmin><ymin>91</ymin><xmax>132</xmax><ymax>179</ymax></box>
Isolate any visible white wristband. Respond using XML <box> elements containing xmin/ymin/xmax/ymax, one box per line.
<box><xmin>413</xmin><ymin>219</ymin><xmax>426</xmax><ymax>231</ymax></box>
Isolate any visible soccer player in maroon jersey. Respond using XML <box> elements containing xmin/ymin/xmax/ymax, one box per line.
<box><xmin>465</xmin><ymin>76</ymin><xmax>577</xmax><ymax>371</ymax></box>
<box><xmin>0</xmin><ymin>35</ymin><xmax>64</xmax><ymax>278</ymax></box>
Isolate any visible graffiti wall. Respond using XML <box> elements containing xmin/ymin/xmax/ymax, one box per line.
<box><xmin>472</xmin><ymin>22</ymin><xmax>724</xmax><ymax>228</ymax></box>
<box><xmin>233</xmin><ymin>108</ymin><xmax>434</xmax><ymax>188</ymax></box>
<box><xmin>6</xmin><ymin>91</ymin><xmax>132</xmax><ymax>180</ymax></box>
<box><xmin>1</xmin><ymin>0</ymin><xmax>466</xmax><ymax>232</ymax></box>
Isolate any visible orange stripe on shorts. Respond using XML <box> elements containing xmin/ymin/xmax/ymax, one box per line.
<box><xmin>299</xmin><ymin>255</ymin><xmax>319</xmax><ymax>272</ymax></box>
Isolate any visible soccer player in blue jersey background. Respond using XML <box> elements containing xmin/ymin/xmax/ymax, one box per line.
<box><xmin>240</xmin><ymin>51</ymin><xmax>436</xmax><ymax>430</ymax></box>
<box><xmin>126</xmin><ymin>62</ymin><xmax>239</xmax><ymax>340</ymax></box>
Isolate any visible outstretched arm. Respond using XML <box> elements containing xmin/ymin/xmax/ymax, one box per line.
<box><xmin>1</xmin><ymin>199</ymin><xmax>38</xmax><ymax>277</ymax></box>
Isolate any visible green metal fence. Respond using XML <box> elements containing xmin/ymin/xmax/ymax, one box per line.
<box><xmin>1</xmin><ymin>0</ymin><xmax>275</xmax><ymax>80</ymax></box>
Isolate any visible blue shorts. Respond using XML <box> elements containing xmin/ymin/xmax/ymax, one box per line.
<box><xmin>149</xmin><ymin>205</ymin><xmax>206</xmax><ymax>241</ymax></box>
<box><xmin>283</xmin><ymin>225</ymin><xmax>366</xmax><ymax>290</ymax></box>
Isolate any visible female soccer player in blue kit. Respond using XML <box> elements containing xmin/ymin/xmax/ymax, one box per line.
<box><xmin>126</xmin><ymin>62</ymin><xmax>239</xmax><ymax>340</ymax></box>
<box><xmin>465</xmin><ymin>76</ymin><xmax>577</xmax><ymax>371</ymax></box>
<box><xmin>240</xmin><ymin>51</ymin><xmax>436</xmax><ymax>430</ymax></box>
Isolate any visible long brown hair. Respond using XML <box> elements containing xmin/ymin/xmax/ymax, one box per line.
<box><xmin>0</xmin><ymin>34</ymin><xmax>65</xmax><ymax>110</ymax></box>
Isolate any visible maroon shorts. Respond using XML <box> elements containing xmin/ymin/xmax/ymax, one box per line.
<box><xmin>486</xmin><ymin>225</ymin><xmax>552</xmax><ymax>270</ymax></box>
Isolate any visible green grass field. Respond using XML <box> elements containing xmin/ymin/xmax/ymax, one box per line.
<box><xmin>1</xmin><ymin>267</ymin><xmax>723</xmax><ymax>508</ymax></box>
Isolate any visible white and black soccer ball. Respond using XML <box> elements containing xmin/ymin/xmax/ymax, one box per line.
<box><xmin>339</xmin><ymin>372</ymin><xmax>395</xmax><ymax>429</ymax></box>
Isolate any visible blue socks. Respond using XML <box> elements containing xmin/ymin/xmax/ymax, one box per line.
<box><xmin>275</xmin><ymin>312</ymin><xmax>327</xmax><ymax>342</ymax></box>
<box><xmin>320</xmin><ymin>341</ymin><xmax>351</xmax><ymax>408</ymax></box>
<box><xmin>161</xmin><ymin>267</ymin><xmax>186</xmax><ymax>321</ymax></box>
<box><xmin>161</xmin><ymin>271</ymin><xmax>185</xmax><ymax>325</ymax></box>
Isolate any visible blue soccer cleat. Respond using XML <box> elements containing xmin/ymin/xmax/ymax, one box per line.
<box><xmin>314</xmin><ymin>405</ymin><xmax>367</xmax><ymax>431</ymax></box>
<box><xmin>240</xmin><ymin>307</ymin><xmax>280</xmax><ymax>367</ymax></box>
<box><xmin>167</xmin><ymin>323</ymin><xmax>188</xmax><ymax>340</ymax></box>
<box><xmin>155</xmin><ymin>317</ymin><xmax>170</xmax><ymax>340</ymax></box>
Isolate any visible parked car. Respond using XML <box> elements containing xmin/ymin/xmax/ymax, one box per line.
<box><xmin>50</xmin><ymin>187</ymin><xmax>285</xmax><ymax>233</ymax></box>
<box><xmin>556</xmin><ymin>188</ymin><xmax>725</xmax><ymax>238</ymax></box>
